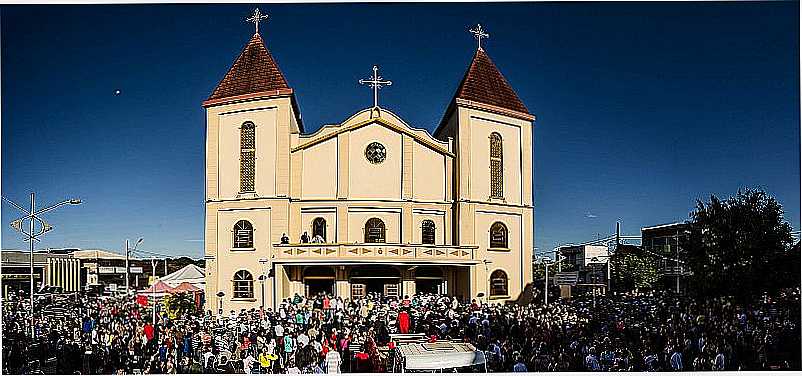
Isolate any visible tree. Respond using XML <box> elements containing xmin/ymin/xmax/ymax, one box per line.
<box><xmin>612</xmin><ymin>250</ymin><xmax>659</xmax><ymax>292</ymax></box>
<box><xmin>162</xmin><ymin>292</ymin><xmax>197</xmax><ymax>319</ymax></box>
<box><xmin>684</xmin><ymin>188</ymin><xmax>795</xmax><ymax>297</ymax></box>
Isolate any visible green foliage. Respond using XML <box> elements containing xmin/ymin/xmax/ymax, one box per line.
<box><xmin>684</xmin><ymin>188</ymin><xmax>795</xmax><ymax>297</ymax></box>
<box><xmin>612</xmin><ymin>252</ymin><xmax>659</xmax><ymax>291</ymax></box>
<box><xmin>162</xmin><ymin>292</ymin><xmax>197</xmax><ymax>319</ymax></box>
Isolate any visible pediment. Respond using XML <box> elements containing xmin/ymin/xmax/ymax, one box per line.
<box><xmin>292</xmin><ymin>108</ymin><xmax>454</xmax><ymax>157</ymax></box>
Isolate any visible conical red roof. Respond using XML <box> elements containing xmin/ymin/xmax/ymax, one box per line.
<box><xmin>451</xmin><ymin>48</ymin><xmax>528</xmax><ymax>114</ymax></box>
<box><xmin>207</xmin><ymin>33</ymin><xmax>290</xmax><ymax>101</ymax></box>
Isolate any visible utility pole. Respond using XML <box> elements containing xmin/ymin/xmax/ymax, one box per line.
<box><xmin>125</xmin><ymin>239</ymin><xmax>129</xmax><ymax>296</ymax></box>
<box><xmin>610</xmin><ymin>221</ymin><xmax>619</xmax><ymax>294</ymax></box>
<box><xmin>125</xmin><ymin>238</ymin><xmax>143</xmax><ymax>297</ymax></box>
<box><xmin>544</xmin><ymin>260</ymin><xmax>549</xmax><ymax>306</ymax></box>
<box><xmin>675</xmin><ymin>229</ymin><xmax>680</xmax><ymax>294</ymax></box>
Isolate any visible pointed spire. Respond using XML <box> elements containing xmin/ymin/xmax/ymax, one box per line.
<box><xmin>451</xmin><ymin>47</ymin><xmax>529</xmax><ymax>114</ymax></box>
<box><xmin>207</xmin><ymin>32</ymin><xmax>290</xmax><ymax>102</ymax></box>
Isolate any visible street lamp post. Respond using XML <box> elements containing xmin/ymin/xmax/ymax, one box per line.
<box><xmin>591</xmin><ymin>270</ymin><xmax>597</xmax><ymax>308</ymax></box>
<box><xmin>125</xmin><ymin>238</ymin><xmax>143</xmax><ymax>297</ymax></box>
<box><xmin>259</xmin><ymin>258</ymin><xmax>268</xmax><ymax>311</ymax></box>
<box><xmin>541</xmin><ymin>255</ymin><xmax>566</xmax><ymax>306</ymax></box>
<box><xmin>3</xmin><ymin>193</ymin><xmax>81</xmax><ymax>338</ymax></box>
<box><xmin>151</xmin><ymin>257</ymin><xmax>157</xmax><ymax>326</ymax></box>
<box><xmin>481</xmin><ymin>259</ymin><xmax>492</xmax><ymax>303</ymax></box>
<box><xmin>216</xmin><ymin>291</ymin><xmax>225</xmax><ymax>317</ymax></box>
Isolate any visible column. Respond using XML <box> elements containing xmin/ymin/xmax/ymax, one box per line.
<box><xmin>401</xmin><ymin>268</ymin><xmax>415</xmax><ymax>297</ymax></box>
<box><xmin>335</xmin><ymin>267</ymin><xmax>350</xmax><ymax>299</ymax></box>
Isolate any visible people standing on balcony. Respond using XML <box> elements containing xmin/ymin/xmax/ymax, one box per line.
<box><xmin>300</xmin><ymin>232</ymin><xmax>310</xmax><ymax>243</ymax></box>
<box><xmin>281</xmin><ymin>233</ymin><xmax>290</xmax><ymax>244</ymax></box>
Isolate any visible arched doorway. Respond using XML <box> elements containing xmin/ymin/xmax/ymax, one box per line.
<box><xmin>312</xmin><ymin>217</ymin><xmax>326</xmax><ymax>242</ymax></box>
<box><xmin>304</xmin><ymin>266</ymin><xmax>335</xmax><ymax>297</ymax></box>
<box><xmin>414</xmin><ymin>266</ymin><xmax>444</xmax><ymax>294</ymax></box>
<box><xmin>350</xmin><ymin>266</ymin><xmax>400</xmax><ymax>298</ymax></box>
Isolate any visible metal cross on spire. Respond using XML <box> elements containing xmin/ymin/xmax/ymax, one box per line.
<box><xmin>246</xmin><ymin>8</ymin><xmax>269</xmax><ymax>35</ymax></box>
<box><xmin>359</xmin><ymin>65</ymin><xmax>393</xmax><ymax>109</ymax></box>
<box><xmin>469</xmin><ymin>23</ymin><xmax>490</xmax><ymax>50</ymax></box>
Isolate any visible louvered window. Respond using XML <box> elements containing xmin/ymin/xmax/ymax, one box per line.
<box><xmin>490</xmin><ymin>132</ymin><xmax>503</xmax><ymax>198</ymax></box>
<box><xmin>421</xmin><ymin>220</ymin><xmax>436</xmax><ymax>245</ymax></box>
<box><xmin>240</xmin><ymin>122</ymin><xmax>256</xmax><ymax>193</ymax></box>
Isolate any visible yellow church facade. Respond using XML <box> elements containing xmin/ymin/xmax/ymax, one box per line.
<box><xmin>203</xmin><ymin>18</ymin><xmax>534</xmax><ymax>313</ymax></box>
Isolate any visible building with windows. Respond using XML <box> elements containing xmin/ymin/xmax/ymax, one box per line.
<box><xmin>204</xmin><ymin>16</ymin><xmax>534</xmax><ymax>312</ymax></box>
<box><xmin>641</xmin><ymin>222</ymin><xmax>691</xmax><ymax>292</ymax></box>
<box><xmin>1</xmin><ymin>250</ymin><xmax>81</xmax><ymax>298</ymax></box>
<box><xmin>557</xmin><ymin>245</ymin><xmax>610</xmax><ymax>286</ymax></box>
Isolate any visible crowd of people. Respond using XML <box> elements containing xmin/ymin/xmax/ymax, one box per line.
<box><xmin>2</xmin><ymin>286</ymin><xmax>800</xmax><ymax>374</ymax></box>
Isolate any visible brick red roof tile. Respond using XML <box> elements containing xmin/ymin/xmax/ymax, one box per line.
<box><xmin>208</xmin><ymin>33</ymin><xmax>290</xmax><ymax>101</ymax></box>
<box><xmin>452</xmin><ymin>48</ymin><xmax>528</xmax><ymax>114</ymax></box>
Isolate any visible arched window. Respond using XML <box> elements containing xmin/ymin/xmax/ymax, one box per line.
<box><xmin>364</xmin><ymin>218</ymin><xmax>386</xmax><ymax>243</ymax></box>
<box><xmin>489</xmin><ymin>132</ymin><xmax>503</xmax><ymax>198</ymax></box>
<box><xmin>490</xmin><ymin>222</ymin><xmax>508</xmax><ymax>249</ymax></box>
<box><xmin>240</xmin><ymin>122</ymin><xmax>256</xmax><ymax>193</ymax></box>
<box><xmin>312</xmin><ymin>217</ymin><xmax>327</xmax><ymax>242</ymax></box>
<box><xmin>233</xmin><ymin>220</ymin><xmax>254</xmax><ymax>249</ymax></box>
<box><xmin>490</xmin><ymin>270</ymin><xmax>509</xmax><ymax>297</ymax></box>
<box><xmin>421</xmin><ymin>219</ymin><xmax>436</xmax><ymax>245</ymax></box>
<box><xmin>233</xmin><ymin>270</ymin><xmax>254</xmax><ymax>299</ymax></box>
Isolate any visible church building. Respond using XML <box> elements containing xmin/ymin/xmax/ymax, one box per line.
<box><xmin>203</xmin><ymin>11</ymin><xmax>535</xmax><ymax>312</ymax></box>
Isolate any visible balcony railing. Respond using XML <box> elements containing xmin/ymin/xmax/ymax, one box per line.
<box><xmin>272</xmin><ymin>243</ymin><xmax>478</xmax><ymax>262</ymax></box>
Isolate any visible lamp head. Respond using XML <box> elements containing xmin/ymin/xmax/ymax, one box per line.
<box><xmin>69</xmin><ymin>199</ymin><xmax>82</xmax><ymax>205</ymax></box>
<box><xmin>136</xmin><ymin>238</ymin><xmax>144</xmax><ymax>246</ymax></box>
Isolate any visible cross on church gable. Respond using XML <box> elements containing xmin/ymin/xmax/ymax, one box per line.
<box><xmin>359</xmin><ymin>65</ymin><xmax>393</xmax><ymax>109</ymax></box>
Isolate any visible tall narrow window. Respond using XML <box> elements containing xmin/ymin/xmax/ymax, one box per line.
<box><xmin>421</xmin><ymin>220</ymin><xmax>436</xmax><ymax>245</ymax></box>
<box><xmin>233</xmin><ymin>270</ymin><xmax>254</xmax><ymax>299</ymax></box>
<box><xmin>489</xmin><ymin>132</ymin><xmax>503</xmax><ymax>198</ymax></box>
<box><xmin>490</xmin><ymin>222</ymin><xmax>508</xmax><ymax>249</ymax></box>
<box><xmin>490</xmin><ymin>270</ymin><xmax>509</xmax><ymax>297</ymax></box>
<box><xmin>233</xmin><ymin>220</ymin><xmax>254</xmax><ymax>249</ymax></box>
<box><xmin>312</xmin><ymin>217</ymin><xmax>327</xmax><ymax>242</ymax></box>
<box><xmin>240</xmin><ymin>122</ymin><xmax>256</xmax><ymax>193</ymax></box>
<box><xmin>364</xmin><ymin>218</ymin><xmax>386</xmax><ymax>243</ymax></box>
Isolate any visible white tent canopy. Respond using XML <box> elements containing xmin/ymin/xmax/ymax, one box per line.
<box><xmin>160</xmin><ymin>264</ymin><xmax>205</xmax><ymax>288</ymax></box>
<box><xmin>396</xmin><ymin>342</ymin><xmax>486</xmax><ymax>372</ymax></box>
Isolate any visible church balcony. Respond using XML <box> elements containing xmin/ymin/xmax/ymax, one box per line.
<box><xmin>272</xmin><ymin>243</ymin><xmax>479</xmax><ymax>265</ymax></box>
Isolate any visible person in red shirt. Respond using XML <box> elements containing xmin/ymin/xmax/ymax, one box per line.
<box><xmin>397</xmin><ymin>310</ymin><xmax>410</xmax><ymax>334</ymax></box>
<box><xmin>144</xmin><ymin>322</ymin><xmax>155</xmax><ymax>342</ymax></box>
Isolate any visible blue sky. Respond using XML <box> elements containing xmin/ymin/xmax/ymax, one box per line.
<box><xmin>2</xmin><ymin>3</ymin><xmax>799</xmax><ymax>257</ymax></box>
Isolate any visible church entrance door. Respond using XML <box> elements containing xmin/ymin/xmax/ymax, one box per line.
<box><xmin>303</xmin><ymin>266</ymin><xmax>335</xmax><ymax>297</ymax></box>
<box><xmin>349</xmin><ymin>266</ymin><xmax>401</xmax><ymax>298</ymax></box>
<box><xmin>414</xmin><ymin>266</ymin><xmax>444</xmax><ymax>294</ymax></box>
